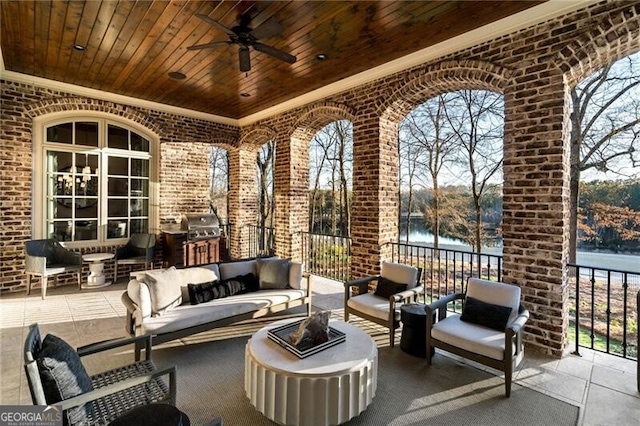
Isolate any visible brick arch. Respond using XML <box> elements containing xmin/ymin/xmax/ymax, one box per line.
<box><xmin>556</xmin><ymin>3</ymin><xmax>640</xmax><ymax>88</ymax></box>
<box><xmin>238</xmin><ymin>126</ymin><xmax>277</xmax><ymax>150</ymax></box>
<box><xmin>379</xmin><ymin>60</ymin><xmax>512</xmax><ymax>123</ymax></box>
<box><xmin>290</xmin><ymin>101</ymin><xmax>356</xmax><ymax>141</ymax></box>
<box><xmin>24</xmin><ymin>97</ymin><xmax>163</xmax><ymax>135</ymax></box>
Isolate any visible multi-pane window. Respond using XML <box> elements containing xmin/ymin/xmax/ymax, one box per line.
<box><xmin>40</xmin><ymin>119</ymin><xmax>154</xmax><ymax>244</ymax></box>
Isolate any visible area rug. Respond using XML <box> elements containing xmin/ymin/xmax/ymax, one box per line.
<box><xmin>148</xmin><ymin>319</ymin><xmax>580</xmax><ymax>426</ymax></box>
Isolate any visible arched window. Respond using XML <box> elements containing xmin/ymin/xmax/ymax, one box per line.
<box><xmin>33</xmin><ymin>115</ymin><xmax>158</xmax><ymax>246</ymax></box>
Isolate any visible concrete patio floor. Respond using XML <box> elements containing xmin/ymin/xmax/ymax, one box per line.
<box><xmin>1</xmin><ymin>275</ymin><xmax>638</xmax><ymax>425</ymax></box>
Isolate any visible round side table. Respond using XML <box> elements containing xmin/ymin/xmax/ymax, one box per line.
<box><xmin>400</xmin><ymin>303</ymin><xmax>435</xmax><ymax>358</ymax></box>
<box><xmin>82</xmin><ymin>252</ymin><xmax>115</xmax><ymax>289</ymax></box>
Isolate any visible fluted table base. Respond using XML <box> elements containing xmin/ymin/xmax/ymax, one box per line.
<box><xmin>245</xmin><ymin>320</ymin><xmax>378</xmax><ymax>426</ymax></box>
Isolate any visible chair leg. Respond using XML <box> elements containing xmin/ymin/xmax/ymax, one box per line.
<box><xmin>505</xmin><ymin>362</ymin><xmax>513</xmax><ymax>398</ymax></box>
<box><xmin>41</xmin><ymin>277</ymin><xmax>48</xmax><ymax>299</ymax></box>
<box><xmin>114</xmin><ymin>261</ymin><xmax>118</xmax><ymax>284</ymax></box>
<box><xmin>77</xmin><ymin>271</ymin><xmax>82</xmax><ymax>291</ymax></box>
<box><xmin>26</xmin><ymin>274</ymin><xmax>32</xmax><ymax>296</ymax></box>
<box><xmin>389</xmin><ymin>327</ymin><xmax>395</xmax><ymax>348</ymax></box>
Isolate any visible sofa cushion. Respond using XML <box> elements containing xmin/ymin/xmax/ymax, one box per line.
<box><xmin>139</xmin><ymin>289</ymin><xmax>307</xmax><ymax>336</ymax></box>
<box><xmin>37</xmin><ymin>334</ymin><xmax>93</xmax><ymax>424</ymax></box>
<box><xmin>178</xmin><ymin>266</ymin><xmax>220</xmax><ymax>303</ymax></box>
<box><xmin>288</xmin><ymin>262</ymin><xmax>303</xmax><ymax>289</ymax></box>
<box><xmin>373</xmin><ymin>277</ymin><xmax>408</xmax><ymax>299</ymax></box>
<box><xmin>145</xmin><ymin>267</ymin><xmax>182</xmax><ymax>316</ymax></box>
<box><xmin>219</xmin><ymin>260</ymin><xmax>256</xmax><ymax>281</ymax></box>
<box><xmin>461</xmin><ymin>296</ymin><xmax>512</xmax><ymax>331</ymax></box>
<box><xmin>257</xmin><ymin>257</ymin><xmax>290</xmax><ymax>289</ymax></box>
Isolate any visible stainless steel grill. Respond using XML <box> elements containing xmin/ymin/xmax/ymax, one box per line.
<box><xmin>181</xmin><ymin>213</ymin><xmax>220</xmax><ymax>241</ymax></box>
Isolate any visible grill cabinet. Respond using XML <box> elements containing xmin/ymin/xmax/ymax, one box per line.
<box><xmin>162</xmin><ymin>213</ymin><xmax>222</xmax><ymax>267</ymax></box>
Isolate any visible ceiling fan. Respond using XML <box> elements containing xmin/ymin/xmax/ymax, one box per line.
<box><xmin>187</xmin><ymin>12</ymin><xmax>296</xmax><ymax>72</ymax></box>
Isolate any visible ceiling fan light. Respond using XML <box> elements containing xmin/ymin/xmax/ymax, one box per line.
<box><xmin>239</xmin><ymin>47</ymin><xmax>251</xmax><ymax>72</ymax></box>
<box><xmin>168</xmin><ymin>71</ymin><xmax>187</xmax><ymax>80</ymax></box>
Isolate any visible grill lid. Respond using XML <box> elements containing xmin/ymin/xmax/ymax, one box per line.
<box><xmin>181</xmin><ymin>213</ymin><xmax>220</xmax><ymax>240</ymax></box>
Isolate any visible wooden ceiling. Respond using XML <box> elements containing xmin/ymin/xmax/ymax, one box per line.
<box><xmin>1</xmin><ymin>1</ymin><xmax>545</xmax><ymax>121</ymax></box>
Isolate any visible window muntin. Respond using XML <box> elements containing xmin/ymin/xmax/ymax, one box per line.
<box><xmin>41</xmin><ymin>119</ymin><xmax>153</xmax><ymax>244</ymax></box>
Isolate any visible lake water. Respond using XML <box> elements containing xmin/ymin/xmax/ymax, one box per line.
<box><xmin>400</xmin><ymin>228</ymin><xmax>640</xmax><ymax>274</ymax></box>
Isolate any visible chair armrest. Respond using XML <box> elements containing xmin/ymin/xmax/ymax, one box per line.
<box><xmin>303</xmin><ymin>272</ymin><xmax>312</xmax><ymax>297</ymax></box>
<box><xmin>425</xmin><ymin>292</ymin><xmax>464</xmax><ymax>321</ymax></box>
<box><xmin>77</xmin><ymin>335</ymin><xmax>153</xmax><ymax>361</ymax></box>
<box><xmin>58</xmin><ymin>365</ymin><xmax>177</xmax><ymax>410</ymax></box>
<box><xmin>344</xmin><ymin>275</ymin><xmax>378</xmax><ymax>296</ymax></box>
<box><xmin>506</xmin><ymin>306</ymin><xmax>529</xmax><ymax>335</ymax></box>
<box><xmin>25</xmin><ymin>254</ymin><xmax>46</xmax><ymax>274</ymax></box>
<box><xmin>391</xmin><ymin>285</ymin><xmax>424</xmax><ymax>303</ymax></box>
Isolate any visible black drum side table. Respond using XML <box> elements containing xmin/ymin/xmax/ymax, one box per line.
<box><xmin>400</xmin><ymin>303</ymin><xmax>435</xmax><ymax>358</ymax></box>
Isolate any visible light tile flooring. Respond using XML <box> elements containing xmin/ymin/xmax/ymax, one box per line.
<box><xmin>1</xmin><ymin>276</ymin><xmax>638</xmax><ymax>425</ymax></box>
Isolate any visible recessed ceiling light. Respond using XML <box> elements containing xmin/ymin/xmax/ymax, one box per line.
<box><xmin>168</xmin><ymin>71</ymin><xmax>186</xmax><ymax>80</ymax></box>
<box><xmin>240</xmin><ymin>92</ymin><xmax>251</xmax><ymax>97</ymax></box>
<box><xmin>316</xmin><ymin>54</ymin><xmax>327</xmax><ymax>60</ymax></box>
<box><xmin>73</xmin><ymin>44</ymin><xmax>85</xmax><ymax>51</ymax></box>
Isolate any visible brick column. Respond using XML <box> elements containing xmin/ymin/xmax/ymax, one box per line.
<box><xmin>227</xmin><ymin>147</ymin><xmax>258</xmax><ymax>259</ymax></box>
<box><xmin>350</xmin><ymin>113</ymin><xmax>399</xmax><ymax>278</ymax></box>
<box><xmin>273</xmin><ymin>134</ymin><xmax>308</xmax><ymax>262</ymax></box>
<box><xmin>502</xmin><ymin>70</ymin><xmax>571</xmax><ymax>356</ymax></box>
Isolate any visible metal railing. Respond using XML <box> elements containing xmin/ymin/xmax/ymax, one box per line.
<box><xmin>246</xmin><ymin>225</ymin><xmax>275</xmax><ymax>258</ymax></box>
<box><xmin>568</xmin><ymin>263</ymin><xmax>639</xmax><ymax>360</ymax></box>
<box><xmin>386</xmin><ymin>242</ymin><xmax>502</xmax><ymax>303</ymax></box>
<box><xmin>299</xmin><ymin>231</ymin><xmax>351</xmax><ymax>282</ymax></box>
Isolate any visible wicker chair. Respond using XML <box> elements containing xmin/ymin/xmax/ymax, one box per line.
<box><xmin>24</xmin><ymin>323</ymin><xmax>176</xmax><ymax>426</ymax></box>
<box><xmin>25</xmin><ymin>239</ymin><xmax>82</xmax><ymax>299</ymax></box>
<box><xmin>114</xmin><ymin>233</ymin><xmax>157</xmax><ymax>280</ymax></box>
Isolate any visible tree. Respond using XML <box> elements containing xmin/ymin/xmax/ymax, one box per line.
<box><xmin>209</xmin><ymin>146</ymin><xmax>228</xmax><ymax>220</ymax></box>
<box><xmin>256</xmin><ymin>140</ymin><xmax>274</xmax><ymax>250</ymax></box>
<box><xmin>401</xmin><ymin>95</ymin><xmax>457</xmax><ymax>248</ymax></box>
<box><xmin>444</xmin><ymin>90</ymin><xmax>504</xmax><ymax>252</ymax></box>
<box><xmin>569</xmin><ymin>52</ymin><xmax>640</xmax><ymax>262</ymax></box>
<box><xmin>308</xmin><ymin>121</ymin><xmax>352</xmax><ymax>236</ymax></box>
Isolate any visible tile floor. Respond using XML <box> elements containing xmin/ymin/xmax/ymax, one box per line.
<box><xmin>1</xmin><ymin>275</ymin><xmax>638</xmax><ymax>425</ymax></box>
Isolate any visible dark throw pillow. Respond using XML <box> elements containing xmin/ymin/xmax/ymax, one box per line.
<box><xmin>460</xmin><ymin>296</ymin><xmax>513</xmax><ymax>331</ymax></box>
<box><xmin>36</xmin><ymin>334</ymin><xmax>94</xmax><ymax>425</ymax></box>
<box><xmin>256</xmin><ymin>258</ymin><xmax>290</xmax><ymax>289</ymax></box>
<box><xmin>188</xmin><ymin>273</ymin><xmax>259</xmax><ymax>305</ymax></box>
<box><xmin>373</xmin><ymin>277</ymin><xmax>408</xmax><ymax>299</ymax></box>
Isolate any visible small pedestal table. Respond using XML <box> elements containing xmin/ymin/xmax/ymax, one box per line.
<box><xmin>245</xmin><ymin>319</ymin><xmax>378</xmax><ymax>426</ymax></box>
<box><xmin>82</xmin><ymin>252</ymin><xmax>115</xmax><ymax>289</ymax></box>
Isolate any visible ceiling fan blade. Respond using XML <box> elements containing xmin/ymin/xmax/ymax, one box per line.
<box><xmin>250</xmin><ymin>16</ymin><xmax>284</xmax><ymax>40</ymax></box>
<box><xmin>239</xmin><ymin>47</ymin><xmax>251</xmax><ymax>72</ymax></box>
<box><xmin>253</xmin><ymin>42</ymin><xmax>296</xmax><ymax>64</ymax></box>
<box><xmin>195</xmin><ymin>13</ymin><xmax>235</xmax><ymax>36</ymax></box>
<box><xmin>187</xmin><ymin>41</ymin><xmax>230</xmax><ymax>51</ymax></box>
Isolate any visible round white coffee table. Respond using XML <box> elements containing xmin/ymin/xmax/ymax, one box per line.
<box><xmin>82</xmin><ymin>252</ymin><xmax>115</xmax><ymax>289</ymax></box>
<box><xmin>245</xmin><ymin>319</ymin><xmax>378</xmax><ymax>426</ymax></box>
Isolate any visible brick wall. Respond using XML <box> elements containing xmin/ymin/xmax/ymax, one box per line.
<box><xmin>0</xmin><ymin>81</ymin><xmax>238</xmax><ymax>293</ymax></box>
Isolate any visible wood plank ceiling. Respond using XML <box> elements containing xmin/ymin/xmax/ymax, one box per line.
<box><xmin>1</xmin><ymin>1</ymin><xmax>544</xmax><ymax>120</ymax></box>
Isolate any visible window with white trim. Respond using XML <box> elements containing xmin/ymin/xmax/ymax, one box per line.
<box><xmin>37</xmin><ymin>118</ymin><xmax>156</xmax><ymax>244</ymax></box>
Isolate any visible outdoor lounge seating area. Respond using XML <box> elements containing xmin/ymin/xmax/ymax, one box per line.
<box><xmin>2</xmin><ymin>275</ymin><xmax>638</xmax><ymax>426</ymax></box>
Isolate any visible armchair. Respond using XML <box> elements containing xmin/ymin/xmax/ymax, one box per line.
<box><xmin>345</xmin><ymin>261</ymin><xmax>422</xmax><ymax>347</ymax></box>
<box><xmin>114</xmin><ymin>233</ymin><xmax>156</xmax><ymax>280</ymax></box>
<box><xmin>24</xmin><ymin>323</ymin><xmax>176</xmax><ymax>426</ymax></box>
<box><xmin>425</xmin><ymin>277</ymin><xmax>529</xmax><ymax>397</ymax></box>
<box><xmin>25</xmin><ymin>239</ymin><xmax>82</xmax><ymax>299</ymax></box>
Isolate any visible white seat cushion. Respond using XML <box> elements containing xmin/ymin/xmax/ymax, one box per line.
<box><xmin>431</xmin><ymin>314</ymin><xmax>515</xmax><ymax>361</ymax></box>
<box><xmin>347</xmin><ymin>292</ymin><xmax>401</xmax><ymax>321</ymax></box>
